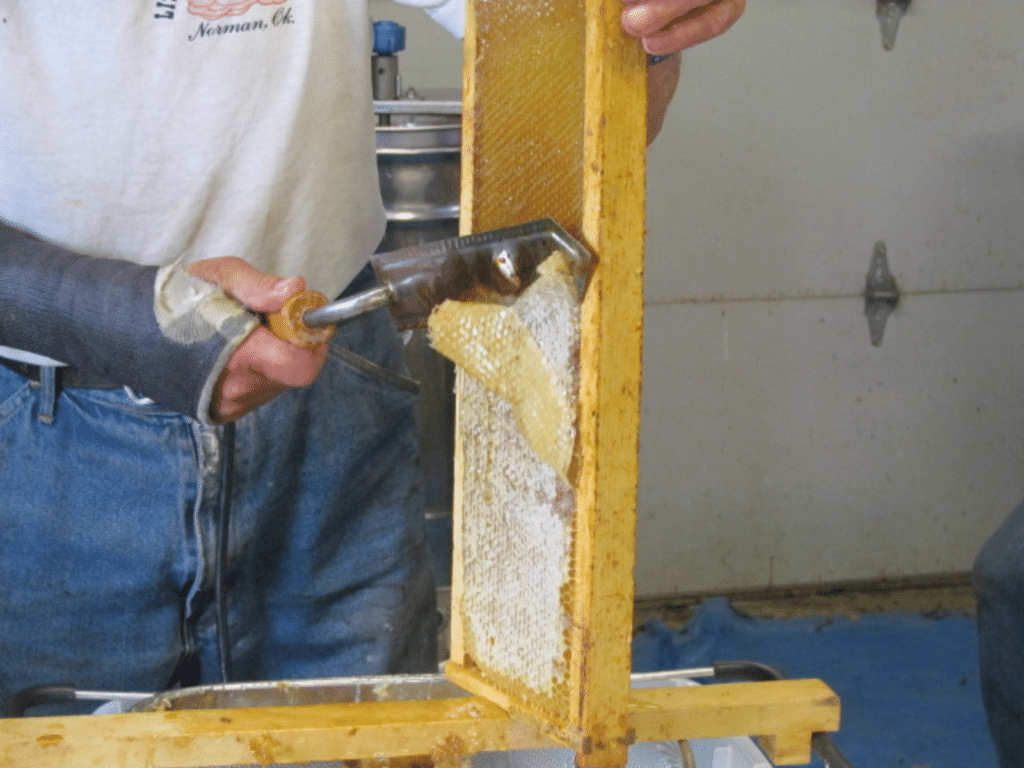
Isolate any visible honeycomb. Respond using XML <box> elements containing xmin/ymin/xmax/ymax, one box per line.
<box><xmin>429</xmin><ymin>252</ymin><xmax>582</xmax><ymax>718</ymax></box>
<box><xmin>429</xmin><ymin>254</ymin><xmax>578</xmax><ymax>480</ymax></box>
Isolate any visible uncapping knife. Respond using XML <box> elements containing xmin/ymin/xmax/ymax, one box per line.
<box><xmin>266</xmin><ymin>218</ymin><xmax>591</xmax><ymax>349</ymax></box>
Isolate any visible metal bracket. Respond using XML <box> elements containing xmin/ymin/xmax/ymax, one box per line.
<box><xmin>877</xmin><ymin>0</ymin><xmax>911</xmax><ymax>51</ymax></box>
<box><xmin>865</xmin><ymin>241</ymin><xmax>900</xmax><ymax>346</ymax></box>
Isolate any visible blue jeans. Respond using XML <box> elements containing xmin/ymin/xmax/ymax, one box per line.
<box><xmin>0</xmin><ymin>271</ymin><xmax>437</xmax><ymax>715</ymax></box>
<box><xmin>975</xmin><ymin>499</ymin><xmax>1024</xmax><ymax>767</ymax></box>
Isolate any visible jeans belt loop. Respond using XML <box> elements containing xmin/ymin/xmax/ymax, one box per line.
<box><xmin>38</xmin><ymin>366</ymin><xmax>58</xmax><ymax>425</ymax></box>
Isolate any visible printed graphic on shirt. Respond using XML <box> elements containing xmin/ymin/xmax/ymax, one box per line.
<box><xmin>154</xmin><ymin>0</ymin><xmax>296</xmax><ymax>39</ymax></box>
<box><xmin>188</xmin><ymin>0</ymin><xmax>286</xmax><ymax>21</ymax></box>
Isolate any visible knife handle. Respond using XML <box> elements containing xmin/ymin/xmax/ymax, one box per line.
<box><xmin>265</xmin><ymin>289</ymin><xmax>336</xmax><ymax>351</ymax></box>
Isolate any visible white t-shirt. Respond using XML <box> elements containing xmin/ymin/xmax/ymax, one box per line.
<box><xmin>0</xmin><ymin>0</ymin><xmax>461</xmax><ymax>303</ymax></box>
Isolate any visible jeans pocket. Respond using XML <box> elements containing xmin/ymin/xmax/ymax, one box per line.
<box><xmin>0</xmin><ymin>368</ymin><xmax>35</xmax><ymax>429</ymax></box>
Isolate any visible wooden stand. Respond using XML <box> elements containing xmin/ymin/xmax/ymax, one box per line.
<box><xmin>0</xmin><ymin>681</ymin><xmax>837</xmax><ymax>766</ymax></box>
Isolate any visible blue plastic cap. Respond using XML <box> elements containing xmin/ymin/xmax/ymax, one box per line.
<box><xmin>373</xmin><ymin>20</ymin><xmax>406</xmax><ymax>55</ymax></box>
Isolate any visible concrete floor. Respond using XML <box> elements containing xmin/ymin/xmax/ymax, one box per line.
<box><xmin>632</xmin><ymin>571</ymin><xmax>976</xmax><ymax>632</ymax></box>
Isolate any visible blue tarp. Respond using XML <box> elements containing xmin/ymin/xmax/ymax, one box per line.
<box><xmin>631</xmin><ymin>597</ymin><xmax>997</xmax><ymax>767</ymax></box>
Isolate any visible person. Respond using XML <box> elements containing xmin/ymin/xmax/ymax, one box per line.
<box><xmin>0</xmin><ymin>0</ymin><xmax>745</xmax><ymax>715</ymax></box>
<box><xmin>975</xmin><ymin>502</ymin><xmax>1024</xmax><ymax>766</ymax></box>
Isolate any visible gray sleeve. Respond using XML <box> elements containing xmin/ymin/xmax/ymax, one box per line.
<box><xmin>0</xmin><ymin>220</ymin><xmax>258</xmax><ymax>423</ymax></box>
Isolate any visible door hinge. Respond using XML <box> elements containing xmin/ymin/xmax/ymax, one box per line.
<box><xmin>865</xmin><ymin>241</ymin><xmax>900</xmax><ymax>346</ymax></box>
<box><xmin>877</xmin><ymin>0</ymin><xmax>911</xmax><ymax>51</ymax></box>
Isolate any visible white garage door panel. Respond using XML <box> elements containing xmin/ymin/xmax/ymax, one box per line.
<box><xmin>646</xmin><ymin>0</ymin><xmax>1024</xmax><ymax>304</ymax></box>
<box><xmin>636</xmin><ymin>290</ymin><xmax>1024</xmax><ymax>594</ymax></box>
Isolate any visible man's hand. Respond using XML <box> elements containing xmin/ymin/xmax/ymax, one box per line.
<box><xmin>621</xmin><ymin>0</ymin><xmax>746</xmax><ymax>143</ymax></box>
<box><xmin>187</xmin><ymin>257</ymin><xmax>328</xmax><ymax>423</ymax></box>
<box><xmin>621</xmin><ymin>0</ymin><xmax>746</xmax><ymax>55</ymax></box>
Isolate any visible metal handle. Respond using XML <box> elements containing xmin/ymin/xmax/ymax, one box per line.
<box><xmin>302</xmin><ymin>284</ymin><xmax>397</xmax><ymax>327</ymax></box>
<box><xmin>264</xmin><ymin>289</ymin><xmax>337</xmax><ymax>350</ymax></box>
<box><xmin>265</xmin><ymin>284</ymin><xmax>401</xmax><ymax>350</ymax></box>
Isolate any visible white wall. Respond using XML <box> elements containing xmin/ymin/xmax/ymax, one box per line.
<box><xmin>371</xmin><ymin>0</ymin><xmax>1024</xmax><ymax>595</ymax></box>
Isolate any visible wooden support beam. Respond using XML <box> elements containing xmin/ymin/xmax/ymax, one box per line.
<box><xmin>629</xmin><ymin>681</ymin><xmax>841</xmax><ymax>765</ymax></box>
<box><xmin>572</xmin><ymin>0</ymin><xmax>648</xmax><ymax>764</ymax></box>
<box><xmin>0</xmin><ymin>680</ymin><xmax>839</xmax><ymax>768</ymax></box>
<box><xmin>0</xmin><ymin>696</ymin><xmax>551</xmax><ymax>768</ymax></box>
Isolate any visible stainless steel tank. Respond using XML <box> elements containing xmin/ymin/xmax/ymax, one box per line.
<box><xmin>376</xmin><ymin>95</ymin><xmax>461</xmax><ymax>251</ymax></box>
<box><xmin>375</xmin><ymin>91</ymin><xmax>461</xmax><ymax>591</ymax></box>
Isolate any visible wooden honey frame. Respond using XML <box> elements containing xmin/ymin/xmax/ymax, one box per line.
<box><xmin>444</xmin><ymin>0</ymin><xmax>649</xmax><ymax>764</ymax></box>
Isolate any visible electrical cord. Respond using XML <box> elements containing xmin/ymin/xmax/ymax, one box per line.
<box><xmin>677</xmin><ymin>740</ymin><xmax>697</xmax><ymax>768</ymax></box>
<box><xmin>214</xmin><ymin>421</ymin><xmax>235</xmax><ymax>684</ymax></box>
